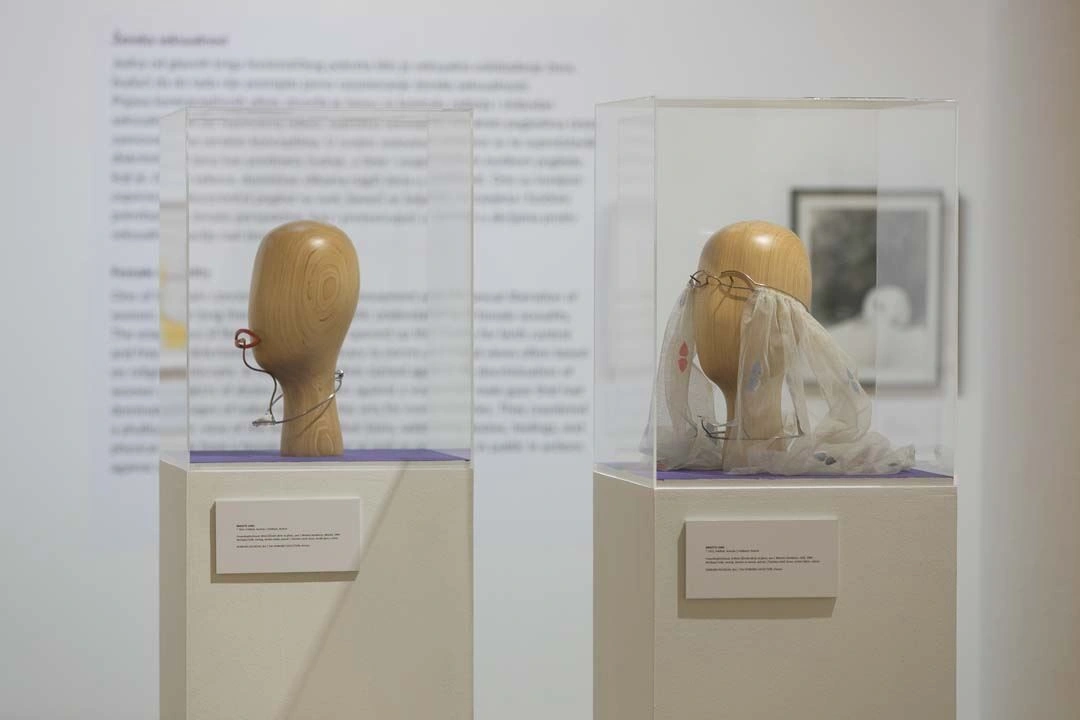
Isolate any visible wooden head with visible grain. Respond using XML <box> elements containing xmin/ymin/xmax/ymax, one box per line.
<box><xmin>692</xmin><ymin>220</ymin><xmax>811</xmax><ymax>425</ymax></box>
<box><xmin>248</xmin><ymin>220</ymin><xmax>360</xmax><ymax>456</ymax></box>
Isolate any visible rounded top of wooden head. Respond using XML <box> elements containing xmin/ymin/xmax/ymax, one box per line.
<box><xmin>692</xmin><ymin>220</ymin><xmax>811</xmax><ymax>409</ymax></box>
<box><xmin>248</xmin><ymin>220</ymin><xmax>360</xmax><ymax>380</ymax></box>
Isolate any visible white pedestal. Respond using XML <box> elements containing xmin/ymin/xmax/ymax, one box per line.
<box><xmin>161</xmin><ymin>460</ymin><xmax>473</xmax><ymax>720</ymax></box>
<box><xmin>595</xmin><ymin>471</ymin><xmax>957</xmax><ymax>720</ymax></box>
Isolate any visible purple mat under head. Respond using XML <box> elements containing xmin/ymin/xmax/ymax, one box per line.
<box><xmin>191</xmin><ymin>448</ymin><xmax>469</xmax><ymax>464</ymax></box>
<box><xmin>656</xmin><ymin>467</ymin><xmax>950</xmax><ymax>481</ymax></box>
<box><xmin>601</xmin><ymin>462</ymin><xmax>951</xmax><ymax>481</ymax></box>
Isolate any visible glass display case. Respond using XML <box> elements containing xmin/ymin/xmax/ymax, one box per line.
<box><xmin>160</xmin><ymin>107</ymin><xmax>473</xmax><ymax>468</ymax></box>
<box><xmin>158</xmin><ymin>107</ymin><xmax>474</xmax><ymax>720</ymax></box>
<box><xmin>593</xmin><ymin>98</ymin><xmax>959</xmax><ymax>720</ymax></box>
<box><xmin>595</xmin><ymin>97</ymin><xmax>958</xmax><ymax>485</ymax></box>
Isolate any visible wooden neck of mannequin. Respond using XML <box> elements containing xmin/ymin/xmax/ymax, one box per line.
<box><xmin>720</xmin><ymin>369</ymin><xmax>788</xmax><ymax>471</ymax></box>
<box><xmin>278</xmin><ymin>367</ymin><xmax>343</xmax><ymax>457</ymax></box>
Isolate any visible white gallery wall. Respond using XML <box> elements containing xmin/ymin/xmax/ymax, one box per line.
<box><xmin>978</xmin><ymin>2</ymin><xmax>1080</xmax><ymax>717</ymax></box>
<box><xmin>1</xmin><ymin>0</ymin><xmax>1077</xmax><ymax>719</ymax></box>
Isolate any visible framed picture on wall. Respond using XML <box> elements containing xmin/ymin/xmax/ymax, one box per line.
<box><xmin>791</xmin><ymin>188</ymin><xmax>943</xmax><ymax>387</ymax></box>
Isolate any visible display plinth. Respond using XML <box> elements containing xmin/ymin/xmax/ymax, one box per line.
<box><xmin>594</xmin><ymin>471</ymin><xmax>956</xmax><ymax>720</ymax></box>
<box><xmin>161</xmin><ymin>459</ymin><xmax>472</xmax><ymax>720</ymax></box>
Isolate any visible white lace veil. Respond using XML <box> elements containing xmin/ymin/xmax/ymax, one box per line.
<box><xmin>648</xmin><ymin>272</ymin><xmax>914</xmax><ymax>474</ymax></box>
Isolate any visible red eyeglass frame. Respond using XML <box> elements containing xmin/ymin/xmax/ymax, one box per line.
<box><xmin>234</xmin><ymin>328</ymin><xmax>261</xmax><ymax>349</ymax></box>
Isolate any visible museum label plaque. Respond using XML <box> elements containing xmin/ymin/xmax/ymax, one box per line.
<box><xmin>215</xmin><ymin>497</ymin><xmax>364</xmax><ymax>574</ymax></box>
<box><xmin>685</xmin><ymin>518</ymin><xmax>838</xmax><ymax>599</ymax></box>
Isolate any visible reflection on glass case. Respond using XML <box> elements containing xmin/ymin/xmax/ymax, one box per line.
<box><xmin>595</xmin><ymin>98</ymin><xmax>958</xmax><ymax>483</ymax></box>
<box><xmin>160</xmin><ymin>107</ymin><xmax>473</xmax><ymax>467</ymax></box>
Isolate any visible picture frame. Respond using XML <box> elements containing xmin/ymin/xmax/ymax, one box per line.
<box><xmin>791</xmin><ymin>188</ymin><xmax>943</xmax><ymax>387</ymax></box>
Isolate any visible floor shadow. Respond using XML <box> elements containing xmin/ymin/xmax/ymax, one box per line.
<box><xmin>274</xmin><ymin>464</ymin><xmax>473</xmax><ymax>720</ymax></box>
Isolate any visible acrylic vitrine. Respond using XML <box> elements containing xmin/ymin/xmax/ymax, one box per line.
<box><xmin>159</xmin><ymin>108</ymin><xmax>473</xmax><ymax>720</ymax></box>
<box><xmin>594</xmin><ymin>98</ymin><xmax>958</xmax><ymax>720</ymax></box>
<box><xmin>160</xmin><ymin>107</ymin><xmax>472</xmax><ymax>466</ymax></box>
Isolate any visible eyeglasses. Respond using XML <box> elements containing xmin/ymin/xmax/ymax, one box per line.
<box><xmin>689</xmin><ymin>269</ymin><xmax>809</xmax><ymax>312</ymax></box>
<box><xmin>685</xmin><ymin>273</ymin><xmax>808</xmax><ymax>445</ymax></box>
<box><xmin>234</xmin><ymin>328</ymin><xmax>345</xmax><ymax>427</ymax></box>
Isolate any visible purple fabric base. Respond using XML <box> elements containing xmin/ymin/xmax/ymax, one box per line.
<box><xmin>656</xmin><ymin>467</ymin><xmax>950</xmax><ymax>481</ymax></box>
<box><xmin>191</xmin><ymin>448</ymin><xmax>469</xmax><ymax>464</ymax></box>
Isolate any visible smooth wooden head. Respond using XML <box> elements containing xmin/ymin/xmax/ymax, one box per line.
<box><xmin>248</xmin><ymin>220</ymin><xmax>360</xmax><ymax>456</ymax></box>
<box><xmin>692</xmin><ymin>220</ymin><xmax>811</xmax><ymax>421</ymax></box>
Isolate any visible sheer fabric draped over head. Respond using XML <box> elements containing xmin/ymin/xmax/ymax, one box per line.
<box><xmin>648</xmin><ymin>276</ymin><xmax>914</xmax><ymax>475</ymax></box>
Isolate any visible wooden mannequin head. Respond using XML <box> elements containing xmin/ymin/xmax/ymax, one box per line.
<box><xmin>692</xmin><ymin>220</ymin><xmax>811</xmax><ymax>422</ymax></box>
<box><xmin>248</xmin><ymin>220</ymin><xmax>360</xmax><ymax>456</ymax></box>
